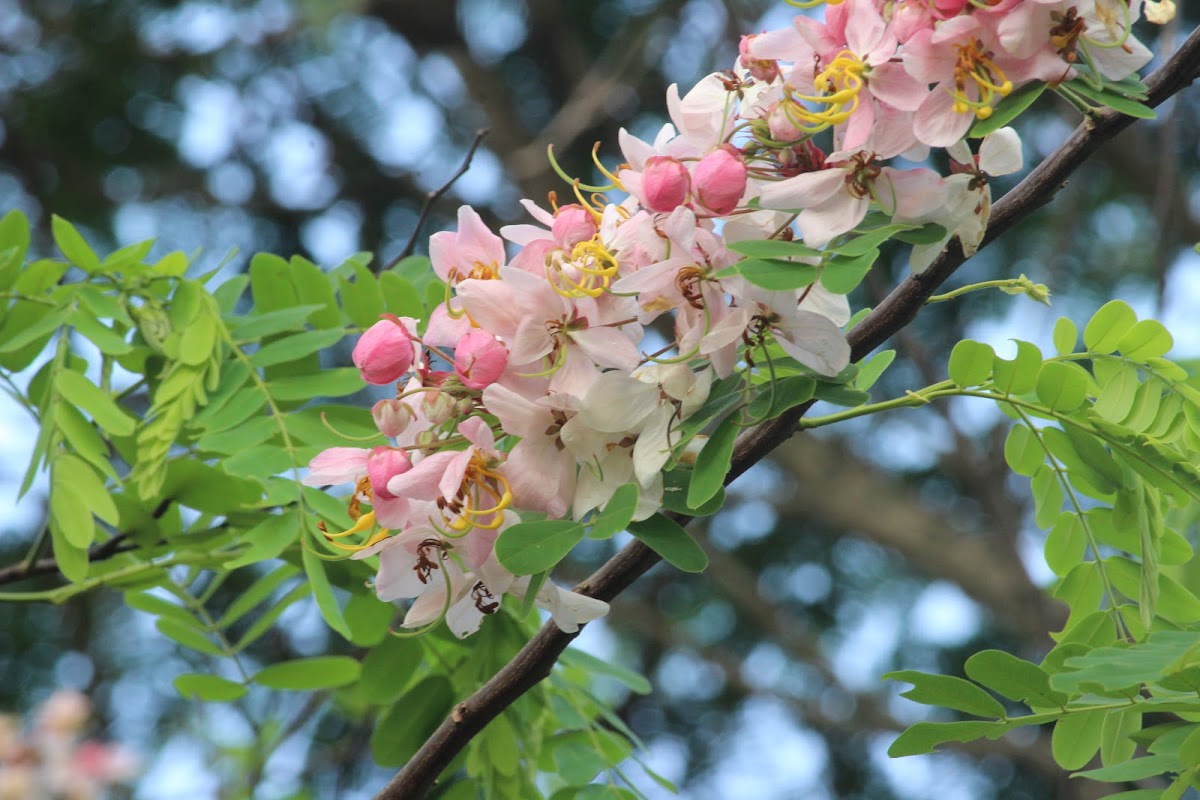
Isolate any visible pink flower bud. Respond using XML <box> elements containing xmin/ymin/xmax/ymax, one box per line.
<box><xmin>767</xmin><ymin>101</ymin><xmax>802</xmax><ymax>143</ymax></box>
<box><xmin>551</xmin><ymin>204</ymin><xmax>598</xmax><ymax>248</ymax></box>
<box><xmin>454</xmin><ymin>329</ymin><xmax>509</xmax><ymax>390</ymax></box>
<box><xmin>641</xmin><ymin>156</ymin><xmax>692</xmax><ymax>213</ymax></box>
<box><xmin>371</xmin><ymin>398</ymin><xmax>414</xmax><ymax>438</ymax></box>
<box><xmin>353</xmin><ymin>318</ymin><xmax>416</xmax><ymax>385</ymax></box>
<box><xmin>423</xmin><ymin>390</ymin><xmax>456</xmax><ymax>425</ymax></box>
<box><xmin>739</xmin><ymin>34</ymin><xmax>780</xmax><ymax>83</ymax></box>
<box><xmin>367</xmin><ymin>446</ymin><xmax>411</xmax><ymax>500</ymax></box>
<box><xmin>693</xmin><ymin>146</ymin><xmax>747</xmax><ymax>216</ymax></box>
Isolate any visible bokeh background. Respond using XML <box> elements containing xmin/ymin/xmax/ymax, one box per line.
<box><xmin>1</xmin><ymin>1</ymin><xmax>1199</xmax><ymax>798</ymax></box>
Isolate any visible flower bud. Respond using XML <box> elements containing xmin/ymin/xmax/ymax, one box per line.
<box><xmin>551</xmin><ymin>204</ymin><xmax>598</xmax><ymax>248</ymax></box>
<box><xmin>641</xmin><ymin>156</ymin><xmax>691</xmax><ymax>213</ymax></box>
<box><xmin>367</xmin><ymin>446</ymin><xmax>412</xmax><ymax>500</ymax></box>
<box><xmin>353</xmin><ymin>319</ymin><xmax>416</xmax><ymax>385</ymax></box>
<box><xmin>767</xmin><ymin>101</ymin><xmax>802</xmax><ymax>144</ymax></box>
<box><xmin>422</xmin><ymin>390</ymin><xmax>456</xmax><ymax>425</ymax></box>
<box><xmin>693</xmin><ymin>146</ymin><xmax>747</xmax><ymax>216</ymax></box>
<box><xmin>371</xmin><ymin>398</ymin><xmax>414</xmax><ymax>438</ymax></box>
<box><xmin>454</xmin><ymin>329</ymin><xmax>509</xmax><ymax>390</ymax></box>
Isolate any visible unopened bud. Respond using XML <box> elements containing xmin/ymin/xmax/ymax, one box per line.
<box><xmin>641</xmin><ymin>156</ymin><xmax>692</xmax><ymax>213</ymax></box>
<box><xmin>454</xmin><ymin>329</ymin><xmax>509</xmax><ymax>390</ymax></box>
<box><xmin>353</xmin><ymin>318</ymin><xmax>417</xmax><ymax>385</ymax></box>
<box><xmin>372</xmin><ymin>398</ymin><xmax>414</xmax><ymax>438</ymax></box>
<box><xmin>552</xmin><ymin>204</ymin><xmax>598</xmax><ymax>248</ymax></box>
<box><xmin>367</xmin><ymin>446</ymin><xmax>412</xmax><ymax>500</ymax></box>
<box><xmin>423</xmin><ymin>390</ymin><xmax>456</xmax><ymax>425</ymax></box>
<box><xmin>693</xmin><ymin>145</ymin><xmax>747</xmax><ymax>216</ymax></box>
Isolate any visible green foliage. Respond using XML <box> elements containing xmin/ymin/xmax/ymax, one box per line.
<box><xmin>883</xmin><ymin>300</ymin><xmax>1200</xmax><ymax>793</ymax></box>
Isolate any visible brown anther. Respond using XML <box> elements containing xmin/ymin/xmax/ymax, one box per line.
<box><xmin>471</xmin><ymin>582</ymin><xmax>500</xmax><ymax>614</ymax></box>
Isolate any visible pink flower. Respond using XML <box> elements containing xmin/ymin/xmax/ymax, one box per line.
<box><xmin>550</xmin><ymin>204</ymin><xmax>598</xmax><ymax>248</ymax></box>
<box><xmin>455</xmin><ymin>329</ymin><xmax>509</xmax><ymax>390</ymax></box>
<box><xmin>352</xmin><ymin>317</ymin><xmax>418</xmax><ymax>385</ymax></box>
<box><xmin>367</xmin><ymin>447</ymin><xmax>412</xmax><ymax>500</ymax></box>
<box><xmin>641</xmin><ymin>156</ymin><xmax>692</xmax><ymax>213</ymax></box>
<box><xmin>693</xmin><ymin>146</ymin><xmax>747</xmax><ymax>216</ymax></box>
<box><xmin>371</xmin><ymin>397</ymin><xmax>414</xmax><ymax>437</ymax></box>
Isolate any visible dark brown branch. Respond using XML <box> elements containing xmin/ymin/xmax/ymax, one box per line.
<box><xmin>379</xmin><ymin>128</ymin><xmax>490</xmax><ymax>273</ymax></box>
<box><xmin>374</xmin><ymin>26</ymin><xmax>1200</xmax><ymax>800</ymax></box>
<box><xmin>0</xmin><ymin>533</ymin><xmax>134</xmax><ymax>586</ymax></box>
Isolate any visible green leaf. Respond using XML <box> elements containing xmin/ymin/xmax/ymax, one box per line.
<box><xmin>289</xmin><ymin>256</ymin><xmax>342</xmax><ymax>329</ymax></box>
<box><xmin>344</xmin><ymin>591</ymin><xmax>395</xmax><ymax>647</ymax></box>
<box><xmin>661</xmin><ymin>471</ymin><xmax>725</xmax><ymax>517</ymax></box>
<box><xmin>1053</xmin><ymin>317</ymin><xmax>1078</xmax><ymax>356</ymax></box>
<box><xmin>371</xmin><ymin>676</ymin><xmax>454</xmax><ymax>767</ymax></box>
<box><xmin>1036</xmin><ymin>361</ymin><xmax>1087</xmax><ymax>412</ymax></box>
<box><xmin>303</xmin><ymin>546</ymin><xmax>353</xmax><ymax>640</ymax></box>
<box><xmin>992</xmin><ymin>340</ymin><xmax>1042</xmax><ymax>395</ymax></box>
<box><xmin>687</xmin><ymin>414</ymin><xmax>738</xmax><ymax>509</ymax></box>
<box><xmin>888</xmin><ymin>721</ymin><xmax>1009</xmax><ymax>757</ymax></box>
<box><xmin>0</xmin><ymin>307</ymin><xmax>70</xmax><ymax>354</ymax></box>
<box><xmin>0</xmin><ymin>210</ymin><xmax>30</xmax><ymax>291</ymax></box>
<box><xmin>54</xmin><ymin>369</ymin><xmax>136</xmax><ymax>437</ymax></box>
<box><xmin>52</xmin><ymin>215</ymin><xmax>102</xmax><ymax>273</ymax></box>
<box><xmin>589</xmin><ymin>483</ymin><xmax>639</xmax><ymax>540</ymax></box>
<box><xmin>360</xmin><ymin>636</ymin><xmax>424</xmax><ymax>704</ymax></box>
<box><xmin>50</xmin><ymin>478</ymin><xmax>96</xmax><ymax>549</ymax></box>
<box><xmin>1052</xmin><ymin>708</ymin><xmax>1105</xmax><ymax>769</ymax></box>
<box><xmin>832</xmin><ymin>224</ymin><xmax>918</xmax><ymax>256</ymax></box>
<box><xmin>50</xmin><ymin>523</ymin><xmax>88</xmax><ymax>583</ymax></box>
<box><xmin>53</xmin><ymin>453</ymin><xmax>119</xmax><ymax>527</ymax></box>
<box><xmin>1074</xmin><ymin>754</ymin><xmax>1179</xmax><ymax>783</ymax></box>
<box><xmin>746</xmin><ymin>375</ymin><xmax>816</xmax><ymax>419</ymax></box>
<box><xmin>627</xmin><ymin>514</ymin><xmax>707</xmax><ymax>572</ymax></box>
<box><xmin>820</xmin><ymin>248</ymin><xmax>878</xmax><ymax>294</ymax></box>
<box><xmin>726</xmin><ymin>258</ymin><xmax>819</xmax><ymax>291</ymax></box>
<box><xmin>270</xmin><ymin>368</ymin><xmax>364</xmax><ymax>401</ymax></box>
<box><xmin>174</xmin><ymin>674</ymin><xmax>248</xmax><ymax>703</ymax></box>
<box><xmin>1084</xmin><ymin>300</ymin><xmax>1138</xmax><ymax>354</ymax></box>
<box><xmin>970</xmin><ymin>81</ymin><xmax>1047</xmax><ymax>137</ymax></box>
<box><xmin>893</xmin><ymin>223</ymin><xmax>949</xmax><ymax>246</ymax></box>
<box><xmin>1045</xmin><ymin>512</ymin><xmax>1087</xmax><ymax>577</ymax></box>
<box><xmin>1094</xmin><ymin>365</ymin><xmax>1139</xmax><ymax>423</ymax></box>
<box><xmin>218</xmin><ymin>564</ymin><xmax>302</xmax><ymax>628</ymax></box>
<box><xmin>160</xmin><ymin>461</ymin><xmax>262</xmax><ymax>514</ymax></box>
<box><xmin>339</xmin><ymin>262</ymin><xmax>386</xmax><ymax>327</ymax></box>
<box><xmin>810</xmin><ymin>381</ymin><xmax>869</xmax><ymax>407</ymax></box>
<box><xmin>250</xmin><ymin>328</ymin><xmax>345</xmax><ymax>368</ymax></box>
<box><xmin>253</xmin><ymin>655</ymin><xmax>361</xmax><ymax>690</ymax></box>
<box><xmin>1062</xmin><ymin>80</ymin><xmax>1157</xmax><ymax>119</ymax></box>
<box><xmin>855</xmin><ymin>350</ymin><xmax>895</xmax><ymax>392</ymax></box>
<box><xmin>948</xmin><ymin>340</ymin><xmax>995</xmax><ymax>387</ymax></box>
<box><xmin>884</xmin><ymin>671</ymin><xmax>1006</xmax><ymax>718</ymax></box>
<box><xmin>227</xmin><ymin>304</ymin><xmax>328</xmax><ymax>340</ymax></box>
<box><xmin>155</xmin><ymin>618</ymin><xmax>225</xmax><ymax>657</ymax></box>
<box><xmin>178</xmin><ymin>312</ymin><xmax>217</xmax><ymax>366</ymax></box>
<box><xmin>495</xmin><ymin>520</ymin><xmax>587</xmax><ymax>575</ymax></box>
<box><xmin>1032</xmin><ymin>464</ymin><xmax>1065</xmax><ymax>529</ymax></box>
<box><xmin>727</xmin><ymin>239</ymin><xmax>821</xmax><ymax>259</ymax></box>
<box><xmin>69</xmin><ymin>310</ymin><xmax>132</xmax><ymax>355</ymax></box>
<box><xmin>1101</xmin><ymin>708</ymin><xmax>1141</xmax><ymax>766</ymax></box>
<box><xmin>964</xmin><ymin>650</ymin><xmax>1068</xmax><ymax>707</ymax></box>
<box><xmin>561</xmin><ymin>648</ymin><xmax>652</xmax><ymax>694</ymax></box>
<box><xmin>1004</xmin><ymin>424</ymin><xmax>1044</xmax><ymax>477</ymax></box>
<box><xmin>1118</xmin><ymin>319</ymin><xmax>1173</xmax><ymax>361</ymax></box>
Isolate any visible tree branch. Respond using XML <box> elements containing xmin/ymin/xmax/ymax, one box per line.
<box><xmin>373</xmin><ymin>26</ymin><xmax>1200</xmax><ymax>800</ymax></box>
<box><xmin>0</xmin><ymin>533</ymin><xmax>134</xmax><ymax>587</ymax></box>
<box><xmin>379</xmin><ymin>128</ymin><xmax>490</xmax><ymax>273</ymax></box>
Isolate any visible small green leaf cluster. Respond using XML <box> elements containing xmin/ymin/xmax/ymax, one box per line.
<box><xmin>889</xmin><ymin>300</ymin><xmax>1200</xmax><ymax>793</ymax></box>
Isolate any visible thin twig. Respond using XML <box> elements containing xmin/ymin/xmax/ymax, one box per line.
<box><xmin>373</xmin><ymin>26</ymin><xmax>1200</xmax><ymax>800</ymax></box>
<box><xmin>378</xmin><ymin>128</ymin><xmax>491</xmax><ymax>273</ymax></box>
<box><xmin>0</xmin><ymin>533</ymin><xmax>134</xmax><ymax>587</ymax></box>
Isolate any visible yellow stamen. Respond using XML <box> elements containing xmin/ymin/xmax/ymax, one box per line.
<box><xmin>949</xmin><ymin>39</ymin><xmax>1013</xmax><ymax>119</ymax></box>
<box><xmin>546</xmin><ymin>236</ymin><xmax>620</xmax><ymax>299</ymax></box>
<box><xmin>783</xmin><ymin>51</ymin><xmax>865</xmax><ymax>134</ymax></box>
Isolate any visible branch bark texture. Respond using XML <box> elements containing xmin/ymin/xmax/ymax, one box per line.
<box><xmin>374</xmin><ymin>26</ymin><xmax>1200</xmax><ymax>800</ymax></box>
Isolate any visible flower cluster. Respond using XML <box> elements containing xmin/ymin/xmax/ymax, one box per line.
<box><xmin>304</xmin><ymin>0</ymin><xmax>1167</xmax><ymax>638</ymax></box>
<box><xmin>0</xmin><ymin>691</ymin><xmax>139</xmax><ymax>800</ymax></box>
